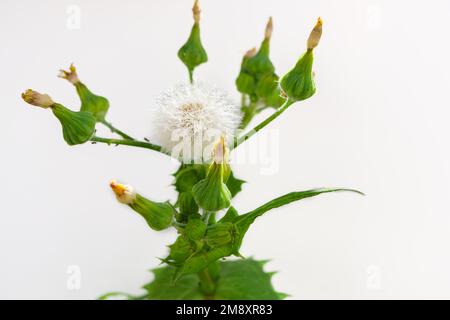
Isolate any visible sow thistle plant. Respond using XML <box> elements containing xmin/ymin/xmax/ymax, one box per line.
<box><xmin>22</xmin><ymin>1</ymin><xmax>362</xmax><ymax>300</ymax></box>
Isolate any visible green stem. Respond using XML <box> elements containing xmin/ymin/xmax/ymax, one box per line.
<box><xmin>233</xmin><ymin>98</ymin><xmax>295</xmax><ymax>149</ymax></box>
<box><xmin>100</xmin><ymin>120</ymin><xmax>135</xmax><ymax>140</ymax></box>
<box><xmin>198</xmin><ymin>268</ymin><xmax>215</xmax><ymax>298</ymax></box>
<box><xmin>188</xmin><ymin>69</ymin><xmax>194</xmax><ymax>84</ymax></box>
<box><xmin>90</xmin><ymin>136</ymin><xmax>167</xmax><ymax>155</ymax></box>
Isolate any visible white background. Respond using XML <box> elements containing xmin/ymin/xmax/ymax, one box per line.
<box><xmin>1</xmin><ymin>0</ymin><xmax>450</xmax><ymax>299</ymax></box>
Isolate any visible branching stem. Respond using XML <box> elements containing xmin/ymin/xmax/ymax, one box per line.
<box><xmin>233</xmin><ymin>98</ymin><xmax>295</xmax><ymax>149</ymax></box>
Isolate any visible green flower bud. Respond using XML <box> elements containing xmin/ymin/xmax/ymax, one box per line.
<box><xmin>205</xmin><ymin>222</ymin><xmax>237</xmax><ymax>248</ymax></box>
<box><xmin>21</xmin><ymin>89</ymin><xmax>96</xmax><ymax>145</ymax></box>
<box><xmin>264</xmin><ymin>87</ymin><xmax>286</xmax><ymax>108</ymax></box>
<box><xmin>255</xmin><ymin>72</ymin><xmax>278</xmax><ymax>98</ymax></box>
<box><xmin>59</xmin><ymin>64</ymin><xmax>110</xmax><ymax>122</ymax></box>
<box><xmin>236</xmin><ymin>18</ymin><xmax>279</xmax><ymax>101</ymax></box>
<box><xmin>236</xmin><ymin>71</ymin><xmax>255</xmax><ymax>96</ymax></box>
<box><xmin>192</xmin><ymin>137</ymin><xmax>232</xmax><ymax>211</ymax></box>
<box><xmin>110</xmin><ymin>181</ymin><xmax>174</xmax><ymax>231</ymax></box>
<box><xmin>52</xmin><ymin>104</ymin><xmax>96</xmax><ymax>145</ymax></box>
<box><xmin>177</xmin><ymin>192</ymin><xmax>199</xmax><ymax>218</ymax></box>
<box><xmin>185</xmin><ymin>215</ymin><xmax>207</xmax><ymax>241</ymax></box>
<box><xmin>178</xmin><ymin>0</ymin><xmax>208</xmax><ymax>82</ymax></box>
<box><xmin>280</xmin><ymin>18</ymin><xmax>322</xmax><ymax>102</ymax></box>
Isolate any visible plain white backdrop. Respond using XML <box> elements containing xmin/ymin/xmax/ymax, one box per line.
<box><xmin>1</xmin><ymin>0</ymin><xmax>450</xmax><ymax>299</ymax></box>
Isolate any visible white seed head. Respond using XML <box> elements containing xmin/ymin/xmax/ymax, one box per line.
<box><xmin>151</xmin><ymin>82</ymin><xmax>241</xmax><ymax>163</ymax></box>
<box><xmin>110</xmin><ymin>180</ymin><xmax>136</xmax><ymax>204</ymax></box>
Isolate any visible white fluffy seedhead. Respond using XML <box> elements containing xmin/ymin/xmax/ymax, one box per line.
<box><xmin>151</xmin><ymin>82</ymin><xmax>241</xmax><ymax>163</ymax></box>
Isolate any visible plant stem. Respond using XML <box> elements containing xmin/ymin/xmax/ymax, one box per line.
<box><xmin>233</xmin><ymin>98</ymin><xmax>295</xmax><ymax>150</ymax></box>
<box><xmin>100</xmin><ymin>120</ymin><xmax>135</xmax><ymax>140</ymax></box>
<box><xmin>90</xmin><ymin>136</ymin><xmax>168</xmax><ymax>154</ymax></box>
<box><xmin>198</xmin><ymin>268</ymin><xmax>216</xmax><ymax>298</ymax></box>
<box><xmin>188</xmin><ymin>69</ymin><xmax>194</xmax><ymax>84</ymax></box>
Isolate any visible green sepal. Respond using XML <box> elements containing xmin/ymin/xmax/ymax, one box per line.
<box><xmin>75</xmin><ymin>82</ymin><xmax>109</xmax><ymax>122</ymax></box>
<box><xmin>129</xmin><ymin>194</ymin><xmax>175</xmax><ymax>231</ymax></box>
<box><xmin>51</xmin><ymin>103</ymin><xmax>96</xmax><ymax>146</ymax></box>
<box><xmin>280</xmin><ymin>49</ymin><xmax>316</xmax><ymax>102</ymax></box>
<box><xmin>192</xmin><ymin>162</ymin><xmax>232</xmax><ymax>212</ymax></box>
<box><xmin>178</xmin><ymin>22</ymin><xmax>208</xmax><ymax>81</ymax></box>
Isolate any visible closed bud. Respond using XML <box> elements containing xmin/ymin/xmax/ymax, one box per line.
<box><xmin>110</xmin><ymin>181</ymin><xmax>175</xmax><ymax>231</ymax></box>
<box><xmin>178</xmin><ymin>0</ymin><xmax>208</xmax><ymax>82</ymax></box>
<box><xmin>52</xmin><ymin>104</ymin><xmax>96</xmax><ymax>145</ymax></box>
<box><xmin>192</xmin><ymin>137</ymin><xmax>232</xmax><ymax>211</ymax></box>
<box><xmin>59</xmin><ymin>64</ymin><xmax>110</xmax><ymax>122</ymax></box>
<box><xmin>205</xmin><ymin>222</ymin><xmax>236</xmax><ymax>248</ymax></box>
<box><xmin>280</xmin><ymin>18</ymin><xmax>322</xmax><ymax>102</ymax></box>
<box><xmin>177</xmin><ymin>192</ymin><xmax>199</xmax><ymax>218</ymax></box>
<box><xmin>22</xmin><ymin>89</ymin><xmax>96</xmax><ymax>145</ymax></box>
<box><xmin>185</xmin><ymin>215</ymin><xmax>207</xmax><ymax>241</ymax></box>
<box><xmin>236</xmin><ymin>18</ymin><xmax>278</xmax><ymax>99</ymax></box>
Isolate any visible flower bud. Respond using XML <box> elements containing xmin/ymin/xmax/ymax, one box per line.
<box><xmin>177</xmin><ymin>192</ymin><xmax>199</xmax><ymax>218</ymax></box>
<box><xmin>59</xmin><ymin>64</ymin><xmax>110</xmax><ymax>122</ymax></box>
<box><xmin>205</xmin><ymin>222</ymin><xmax>236</xmax><ymax>248</ymax></box>
<box><xmin>178</xmin><ymin>0</ymin><xmax>208</xmax><ymax>82</ymax></box>
<box><xmin>110</xmin><ymin>181</ymin><xmax>175</xmax><ymax>231</ymax></box>
<box><xmin>52</xmin><ymin>104</ymin><xmax>97</xmax><ymax>145</ymax></box>
<box><xmin>22</xmin><ymin>89</ymin><xmax>96</xmax><ymax>145</ymax></box>
<box><xmin>279</xmin><ymin>18</ymin><xmax>322</xmax><ymax>102</ymax></box>
<box><xmin>185</xmin><ymin>215</ymin><xmax>207</xmax><ymax>241</ymax></box>
<box><xmin>236</xmin><ymin>18</ymin><xmax>278</xmax><ymax>99</ymax></box>
<box><xmin>192</xmin><ymin>137</ymin><xmax>232</xmax><ymax>211</ymax></box>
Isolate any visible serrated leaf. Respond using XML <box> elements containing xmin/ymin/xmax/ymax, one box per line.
<box><xmin>219</xmin><ymin>206</ymin><xmax>239</xmax><ymax>223</ymax></box>
<box><xmin>143</xmin><ymin>266</ymin><xmax>204</xmax><ymax>300</ymax></box>
<box><xmin>226</xmin><ymin>172</ymin><xmax>245</xmax><ymax>198</ymax></box>
<box><xmin>139</xmin><ymin>258</ymin><xmax>283</xmax><ymax>300</ymax></box>
<box><xmin>214</xmin><ymin>259</ymin><xmax>281</xmax><ymax>300</ymax></box>
<box><xmin>233</xmin><ymin>188</ymin><xmax>364</xmax><ymax>250</ymax></box>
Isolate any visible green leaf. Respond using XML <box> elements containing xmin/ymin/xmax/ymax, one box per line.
<box><xmin>144</xmin><ymin>266</ymin><xmax>204</xmax><ymax>300</ymax></box>
<box><xmin>138</xmin><ymin>258</ymin><xmax>283</xmax><ymax>300</ymax></box>
<box><xmin>219</xmin><ymin>206</ymin><xmax>239</xmax><ymax>223</ymax></box>
<box><xmin>215</xmin><ymin>259</ymin><xmax>282</xmax><ymax>300</ymax></box>
<box><xmin>233</xmin><ymin>188</ymin><xmax>364</xmax><ymax>250</ymax></box>
<box><xmin>226</xmin><ymin>172</ymin><xmax>245</xmax><ymax>198</ymax></box>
